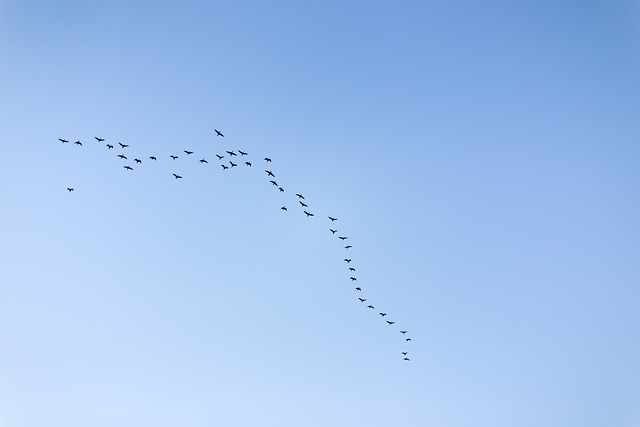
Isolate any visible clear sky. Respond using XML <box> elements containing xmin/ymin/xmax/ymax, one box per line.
<box><xmin>1</xmin><ymin>1</ymin><xmax>639</xmax><ymax>426</ymax></box>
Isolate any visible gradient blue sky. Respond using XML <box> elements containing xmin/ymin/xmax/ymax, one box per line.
<box><xmin>1</xmin><ymin>1</ymin><xmax>639</xmax><ymax>426</ymax></box>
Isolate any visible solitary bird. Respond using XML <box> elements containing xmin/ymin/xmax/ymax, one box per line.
<box><xmin>123</xmin><ymin>165</ymin><xmax>133</xmax><ymax>170</ymax></box>
<box><xmin>350</xmin><ymin>277</ymin><xmax>357</xmax><ymax>281</ymax></box>
<box><xmin>117</xmin><ymin>154</ymin><xmax>127</xmax><ymax>159</ymax></box>
<box><xmin>67</xmin><ymin>187</ymin><xmax>74</xmax><ymax>192</ymax></box>
<box><xmin>229</xmin><ymin>161</ymin><xmax>237</xmax><ymax>167</ymax></box>
<box><xmin>94</xmin><ymin>137</ymin><xmax>105</xmax><ymax>142</ymax></box>
<box><xmin>344</xmin><ymin>258</ymin><xmax>351</xmax><ymax>263</ymax></box>
<box><xmin>265</xmin><ymin>170</ymin><xmax>275</xmax><ymax>177</ymax></box>
<box><xmin>214</xmin><ymin>129</ymin><xmax>224</xmax><ymax>137</ymax></box>
<box><xmin>386</xmin><ymin>321</ymin><xmax>395</xmax><ymax>325</ymax></box>
<box><xmin>264</xmin><ymin>157</ymin><xmax>272</xmax><ymax>162</ymax></box>
<box><xmin>134</xmin><ymin>159</ymin><xmax>142</xmax><ymax>164</ymax></box>
<box><xmin>330</xmin><ymin>229</ymin><xmax>337</xmax><ymax>234</ymax></box>
<box><xmin>304</xmin><ymin>211</ymin><xmax>314</xmax><ymax>217</ymax></box>
<box><xmin>355</xmin><ymin>287</ymin><xmax>361</xmax><ymax>291</ymax></box>
<box><xmin>118</xmin><ymin>143</ymin><xmax>128</xmax><ymax>149</ymax></box>
<box><xmin>379</xmin><ymin>313</ymin><xmax>387</xmax><ymax>317</ymax></box>
<box><xmin>345</xmin><ymin>245</ymin><xmax>352</xmax><ymax>249</ymax></box>
<box><xmin>338</xmin><ymin>236</ymin><xmax>348</xmax><ymax>241</ymax></box>
<box><xmin>216</xmin><ymin>154</ymin><xmax>224</xmax><ymax>160</ymax></box>
<box><xmin>184</xmin><ymin>150</ymin><xmax>194</xmax><ymax>155</ymax></box>
<box><xmin>299</xmin><ymin>201</ymin><xmax>308</xmax><ymax>207</ymax></box>
<box><xmin>170</xmin><ymin>155</ymin><xmax>178</xmax><ymax>160</ymax></box>
<box><xmin>173</xmin><ymin>173</ymin><xmax>182</xmax><ymax>179</ymax></box>
<box><xmin>74</xmin><ymin>141</ymin><xmax>82</xmax><ymax>146</ymax></box>
<box><xmin>245</xmin><ymin>162</ymin><xmax>252</xmax><ymax>166</ymax></box>
<box><xmin>226</xmin><ymin>150</ymin><xmax>237</xmax><ymax>156</ymax></box>
<box><xmin>106</xmin><ymin>144</ymin><xmax>113</xmax><ymax>149</ymax></box>
<box><xmin>199</xmin><ymin>159</ymin><xmax>208</xmax><ymax>163</ymax></box>
<box><xmin>58</xmin><ymin>138</ymin><xmax>69</xmax><ymax>143</ymax></box>
<box><xmin>328</xmin><ymin>216</ymin><xmax>338</xmax><ymax>222</ymax></box>
<box><xmin>296</xmin><ymin>193</ymin><xmax>305</xmax><ymax>199</ymax></box>
<box><xmin>281</xmin><ymin>206</ymin><xmax>287</xmax><ymax>211</ymax></box>
<box><xmin>238</xmin><ymin>150</ymin><xmax>248</xmax><ymax>156</ymax></box>
<box><xmin>149</xmin><ymin>156</ymin><xmax>157</xmax><ymax>161</ymax></box>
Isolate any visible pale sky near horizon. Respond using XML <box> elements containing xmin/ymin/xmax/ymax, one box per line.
<box><xmin>1</xmin><ymin>1</ymin><xmax>639</xmax><ymax>426</ymax></box>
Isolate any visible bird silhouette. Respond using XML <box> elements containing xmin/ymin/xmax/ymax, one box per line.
<box><xmin>106</xmin><ymin>144</ymin><xmax>113</xmax><ymax>149</ymax></box>
<box><xmin>400</xmin><ymin>331</ymin><xmax>408</xmax><ymax>334</ymax></box>
<box><xmin>299</xmin><ymin>201</ymin><xmax>308</xmax><ymax>207</ymax></box>
<box><xmin>386</xmin><ymin>321</ymin><xmax>395</xmax><ymax>325</ymax></box>
<box><xmin>304</xmin><ymin>211</ymin><xmax>314</xmax><ymax>217</ymax></box>
<box><xmin>367</xmin><ymin>305</ymin><xmax>375</xmax><ymax>309</ymax></box>
<box><xmin>170</xmin><ymin>155</ymin><xmax>178</xmax><ymax>160</ymax></box>
<box><xmin>379</xmin><ymin>313</ymin><xmax>387</xmax><ymax>316</ymax></box>
<box><xmin>338</xmin><ymin>236</ymin><xmax>348</xmax><ymax>241</ymax></box>
<box><xmin>123</xmin><ymin>165</ymin><xmax>133</xmax><ymax>170</ymax></box>
<box><xmin>281</xmin><ymin>206</ymin><xmax>287</xmax><ymax>211</ymax></box>
<box><xmin>74</xmin><ymin>141</ymin><xmax>82</xmax><ymax>146</ymax></box>
<box><xmin>119</xmin><ymin>143</ymin><xmax>128</xmax><ymax>148</ymax></box>
<box><xmin>184</xmin><ymin>150</ymin><xmax>194</xmax><ymax>155</ymax></box>
<box><xmin>264</xmin><ymin>157</ymin><xmax>272</xmax><ymax>162</ymax></box>
<box><xmin>345</xmin><ymin>245</ymin><xmax>352</xmax><ymax>249</ymax></box>
<box><xmin>278</xmin><ymin>187</ymin><xmax>284</xmax><ymax>192</ymax></box>
<box><xmin>330</xmin><ymin>229</ymin><xmax>337</xmax><ymax>234</ymax></box>
<box><xmin>406</xmin><ymin>338</ymin><xmax>412</xmax><ymax>341</ymax></box>
<box><xmin>58</xmin><ymin>138</ymin><xmax>69</xmax><ymax>143</ymax></box>
<box><xmin>238</xmin><ymin>150</ymin><xmax>248</xmax><ymax>156</ymax></box>
<box><xmin>402</xmin><ymin>352</ymin><xmax>408</xmax><ymax>355</ymax></box>
<box><xmin>134</xmin><ymin>158</ymin><xmax>141</xmax><ymax>163</ymax></box>
<box><xmin>216</xmin><ymin>154</ymin><xmax>224</xmax><ymax>160</ymax></box>
<box><xmin>328</xmin><ymin>216</ymin><xmax>338</xmax><ymax>222</ymax></box>
<box><xmin>270</xmin><ymin>180</ymin><xmax>278</xmax><ymax>186</ymax></box>
<box><xmin>358</xmin><ymin>298</ymin><xmax>367</xmax><ymax>302</ymax></box>
<box><xmin>214</xmin><ymin>129</ymin><xmax>224</xmax><ymax>137</ymax></box>
<box><xmin>403</xmin><ymin>358</ymin><xmax>410</xmax><ymax>361</ymax></box>
<box><xmin>229</xmin><ymin>161</ymin><xmax>237</xmax><ymax>167</ymax></box>
<box><xmin>221</xmin><ymin>164</ymin><xmax>229</xmax><ymax>170</ymax></box>
<box><xmin>296</xmin><ymin>193</ymin><xmax>305</xmax><ymax>199</ymax></box>
<box><xmin>94</xmin><ymin>137</ymin><xmax>104</xmax><ymax>142</ymax></box>
<box><xmin>245</xmin><ymin>161</ymin><xmax>252</xmax><ymax>166</ymax></box>
<box><xmin>355</xmin><ymin>287</ymin><xmax>361</xmax><ymax>291</ymax></box>
<box><xmin>344</xmin><ymin>258</ymin><xmax>351</xmax><ymax>263</ymax></box>
<box><xmin>349</xmin><ymin>267</ymin><xmax>355</xmax><ymax>271</ymax></box>
<box><xmin>200</xmin><ymin>159</ymin><xmax>208</xmax><ymax>163</ymax></box>
<box><xmin>265</xmin><ymin>170</ymin><xmax>275</xmax><ymax>177</ymax></box>
<box><xmin>173</xmin><ymin>173</ymin><xmax>182</xmax><ymax>179</ymax></box>
<box><xmin>149</xmin><ymin>156</ymin><xmax>157</xmax><ymax>161</ymax></box>
<box><xmin>67</xmin><ymin>187</ymin><xmax>74</xmax><ymax>192</ymax></box>
<box><xmin>226</xmin><ymin>150</ymin><xmax>237</xmax><ymax>156</ymax></box>
<box><xmin>117</xmin><ymin>154</ymin><xmax>127</xmax><ymax>159</ymax></box>
<box><xmin>350</xmin><ymin>277</ymin><xmax>357</xmax><ymax>282</ymax></box>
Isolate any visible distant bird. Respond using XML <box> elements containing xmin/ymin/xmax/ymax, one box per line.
<box><xmin>238</xmin><ymin>150</ymin><xmax>248</xmax><ymax>156</ymax></box>
<box><xmin>406</xmin><ymin>338</ymin><xmax>412</xmax><ymax>341</ymax></box>
<box><xmin>367</xmin><ymin>305</ymin><xmax>375</xmax><ymax>309</ymax></box>
<box><xmin>338</xmin><ymin>236</ymin><xmax>348</xmax><ymax>241</ymax></box>
<box><xmin>278</xmin><ymin>187</ymin><xmax>284</xmax><ymax>192</ymax></box>
<box><xmin>199</xmin><ymin>159</ymin><xmax>208</xmax><ymax>163</ymax></box>
<box><xmin>94</xmin><ymin>137</ymin><xmax>105</xmax><ymax>142</ymax></box>
<box><xmin>149</xmin><ymin>156</ymin><xmax>157</xmax><ymax>161</ymax></box>
<box><xmin>214</xmin><ymin>129</ymin><xmax>224</xmax><ymax>137</ymax></box>
<box><xmin>106</xmin><ymin>144</ymin><xmax>113</xmax><ymax>149</ymax></box>
<box><xmin>229</xmin><ymin>161</ymin><xmax>237</xmax><ymax>167</ymax></box>
<box><xmin>328</xmin><ymin>216</ymin><xmax>338</xmax><ymax>222</ymax></box>
<box><xmin>265</xmin><ymin>170</ymin><xmax>275</xmax><ymax>177</ymax></box>
<box><xmin>358</xmin><ymin>298</ymin><xmax>367</xmax><ymax>303</ymax></box>
<box><xmin>344</xmin><ymin>258</ymin><xmax>351</xmax><ymax>263</ymax></box>
<box><xmin>350</xmin><ymin>277</ymin><xmax>357</xmax><ymax>281</ymax></box>
<box><xmin>226</xmin><ymin>150</ymin><xmax>237</xmax><ymax>156</ymax></box>
<box><xmin>299</xmin><ymin>201</ymin><xmax>308</xmax><ymax>207</ymax></box>
<box><xmin>216</xmin><ymin>154</ymin><xmax>224</xmax><ymax>160</ymax></box>
<box><xmin>58</xmin><ymin>138</ymin><xmax>69</xmax><ymax>143</ymax></box>
<box><xmin>386</xmin><ymin>321</ymin><xmax>395</xmax><ymax>325</ymax></box>
<box><xmin>400</xmin><ymin>331</ymin><xmax>408</xmax><ymax>334</ymax></box>
<box><xmin>117</xmin><ymin>154</ymin><xmax>127</xmax><ymax>159</ymax></box>
<box><xmin>330</xmin><ymin>229</ymin><xmax>337</xmax><ymax>234</ymax></box>
<box><xmin>67</xmin><ymin>187</ymin><xmax>74</xmax><ymax>192</ymax></box>
<box><xmin>123</xmin><ymin>165</ymin><xmax>133</xmax><ymax>170</ymax></box>
<box><xmin>170</xmin><ymin>155</ymin><xmax>178</xmax><ymax>160</ymax></box>
<box><xmin>349</xmin><ymin>267</ymin><xmax>355</xmax><ymax>271</ymax></box>
<box><xmin>379</xmin><ymin>313</ymin><xmax>387</xmax><ymax>316</ymax></box>
<box><xmin>264</xmin><ymin>157</ymin><xmax>272</xmax><ymax>162</ymax></box>
<box><xmin>74</xmin><ymin>141</ymin><xmax>82</xmax><ymax>146</ymax></box>
<box><xmin>184</xmin><ymin>150</ymin><xmax>194</xmax><ymax>155</ymax></box>
<box><xmin>304</xmin><ymin>210</ymin><xmax>314</xmax><ymax>217</ymax></box>
<box><xmin>245</xmin><ymin>162</ymin><xmax>252</xmax><ymax>167</ymax></box>
<box><xmin>270</xmin><ymin>180</ymin><xmax>278</xmax><ymax>186</ymax></box>
<box><xmin>402</xmin><ymin>352</ymin><xmax>408</xmax><ymax>355</ymax></box>
<box><xmin>355</xmin><ymin>287</ymin><xmax>361</xmax><ymax>291</ymax></box>
<box><xmin>296</xmin><ymin>193</ymin><xmax>305</xmax><ymax>199</ymax></box>
<box><xmin>281</xmin><ymin>206</ymin><xmax>287</xmax><ymax>211</ymax></box>
<box><xmin>344</xmin><ymin>245</ymin><xmax>352</xmax><ymax>249</ymax></box>
<box><xmin>403</xmin><ymin>358</ymin><xmax>410</xmax><ymax>361</ymax></box>
<box><xmin>221</xmin><ymin>164</ymin><xmax>229</xmax><ymax>170</ymax></box>
<box><xmin>134</xmin><ymin>158</ymin><xmax>142</xmax><ymax>164</ymax></box>
<box><xmin>173</xmin><ymin>173</ymin><xmax>182</xmax><ymax>179</ymax></box>
<box><xmin>118</xmin><ymin>143</ymin><xmax>128</xmax><ymax>149</ymax></box>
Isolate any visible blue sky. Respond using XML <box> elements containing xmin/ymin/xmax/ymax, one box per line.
<box><xmin>1</xmin><ymin>1</ymin><xmax>639</xmax><ymax>426</ymax></box>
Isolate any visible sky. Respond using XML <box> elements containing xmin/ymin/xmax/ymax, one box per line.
<box><xmin>0</xmin><ymin>1</ymin><xmax>639</xmax><ymax>426</ymax></box>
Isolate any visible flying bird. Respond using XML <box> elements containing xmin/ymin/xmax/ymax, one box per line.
<box><xmin>328</xmin><ymin>216</ymin><xmax>338</xmax><ymax>222</ymax></box>
<box><xmin>245</xmin><ymin>162</ymin><xmax>252</xmax><ymax>166</ymax></box>
<box><xmin>344</xmin><ymin>245</ymin><xmax>352</xmax><ymax>249</ymax></box>
<box><xmin>278</xmin><ymin>187</ymin><xmax>284</xmax><ymax>192</ymax></box>
<box><xmin>406</xmin><ymin>338</ymin><xmax>412</xmax><ymax>341</ymax></box>
<box><xmin>173</xmin><ymin>173</ymin><xmax>182</xmax><ymax>179</ymax></box>
<box><xmin>265</xmin><ymin>170</ymin><xmax>275</xmax><ymax>177</ymax></box>
<box><xmin>296</xmin><ymin>193</ymin><xmax>305</xmax><ymax>199</ymax></box>
<box><xmin>230</xmin><ymin>161</ymin><xmax>237</xmax><ymax>167</ymax></box>
<box><xmin>350</xmin><ymin>277</ymin><xmax>357</xmax><ymax>281</ymax></box>
<box><xmin>349</xmin><ymin>267</ymin><xmax>355</xmax><ymax>271</ymax></box>
<box><xmin>264</xmin><ymin>157</ymin><xmax>272</xmax><ymax>162</ymax></box>
<box><xmin>106</xmin><ymin>144</ymin><xmax>113</xmax><ymax>149</ymax></box>
<box><xmin>74</xmin><ymin>141</ymin><xmax>82</xmax><ymax>146</ymax></box>
<box><xmin>358</xmin><ymin>298</ymin><xmax>366</xmax><ymax>303</ymax></box>
<box><xmin>221</xmin><ymin>164</ymin><xmax>229</xmax><ymax>170</ymax></box>
<box><xmin>123</xmin><ymin>165</ymin><xmax>133</xmax><ymax>170</ymax></box>
<box><xmin>216</xmin><ymin>154</ymin><xmax>224</xmax><ymax>160</ymax></box>
<box><xmin>402</xmin><ymin>352</ymin><xmax>408</xmax><ymax>356</ymax></box>
<box><xmin>67</xmin><ymin>187</ymin><xmax>74</xmax><ymax>192</ymax></box>
<box><xmin>355</xmin><ymin>287</ymin><xmax>361</xmax><ymax>291</ymax></box>
<box><xmin>226</xmin><ymin>150</ymin><xmax>237</xmax><ymax>156</ymax></box>
<box><xmin>379</xmin><ymin>313</ymin><xmax>387</xmax><ymax>316</ymax></box>
<box><xmin>400</xmin><ymin>331</ymin><xmax>408</xmax><ymax>334</ymax></box>
<box><xmin>344</xmin><ymin>258</ymin><xmax>351</xmax><ymax>263</ymax></box>
<box><xmin>134</xmin><ymin>159</ymin><xmax>142</xmax><ymax>164</ymax></box>
<box><xmin>238</xmin><ymin>150</ymin><xmax>248</xmax><ymax>156</ymax></box>
<box><xmin>199</xmin><ymin>159</ymin><xmax>208</xmax><ymax>163</ymax></box>
<box><xmin>118</xmin><ymin>143</ymin><xmax>128</xmax><ymax>149</ymax></box>
<box><xmin>299</xmin><ymin>201</ymin><xmax>308</xmax><ymax>207</ymax></box>
<box><xmin>403</xmin><ymin>358</ymin><xmax>410</xmax><ymax>361</ymax></box>
<box><xmin>149</xmin><ymin>156</ymin><xmax>157</xmax><ymax>160</ymax></box>
<box><xmin>214</xmin><ymin>129</ymin><xmax>224</xmax><ymax>137</ymax></box>
<box><xmin>338</xmin><ymin>236</ymin><xmax>348</xmax><ymax>241</ymax></box>
<box><xmin>304</xmin><ymin>211</ymin><xmax>314</xmax><ymax>217</ymax></box>
<box><xmin>367</xmin><ymin>305</ymin><xmax>375</xmax><ymax>309</ymax></box>
<box><xmin>117</xmin><ymin>154</ymin><xmax>127</xmax><ymax>159</ymax></box>
<box><xmin>386</xmin><ymin>321</ymin><xmax>395</xmax><ymax>325</ymax></box>
<box><xmin>270</xmin><ymin>180</ymin><xmax>278</xmax><ymax>186</ymax></box>
<box><xmin>184</xmin><ymin>150</ymin><xmax>194</xmax><ymax>155</ymax></box>
<box><xmin>330</xmin><ymin>229</ymin><xmax>337</xmax><ymax>234</ymax></box>
<box><xmin>58</xmin><ymin>138</ymin><xmax>69</xmax><ymax>143</ymax></box>
<box><xmin>170</xmin><ymin>155</ymin><xmax>178</xmax><ymax>160</ymax></box>
<box><xmin>281</xmin><ymin>206</ymin><xmax>287</xmax><ymax>211</ymax></box>
<box><xmin>94</xmin><ymin>137</ymin><xmax>105</xmax><ymax>142</ymax></box>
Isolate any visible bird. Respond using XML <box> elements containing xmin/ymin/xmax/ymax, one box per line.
<box><xmin>344</xmin><ymin>258</ymin><xmax>351</xmax><ymax>263</ymax></box>
<box><xmin>67</xmin><ymin>187</ymin><xmax>74</xmax><ymax>192</ymax></box>
<box><xmin>281</xmin><ymin>206</ymin><xmax>287</xmax><ymax>211</ymax></box>
<box><xmin>265</xmin><ymin>170</ymin><xmax>275</xmax><ymax>177</ymax></box>
<box><xmin>216</xmin><ymin>154</ymin><xmax>224</xmax><ymax>160</ymax></box>
<box><xmin>345</xmin><ymin>245</ymin><xmax>352</xmax><ymax>249</ymax></box>
<box><xmin>402</xmin><ymin>352</ymin><xmax>408</xmax><ymax>356</ymax></box>
<box><xmin>184</xmin><ymin>150</ymin><xmax>194</xmax><ymax>155</ymax></box>
<box><xmin>379</xmin><ymin>313</ymin><xmax>387</xmax><ymax>316</ymax></box>
<box><xmin>238</xmin><ymin>150</ymin><xmax>248</xmax><ymax>156</ymax></box>
<box><xmin>74</xmin><ymin>141</ymin><xmax>82</xmax><ymax>146</ymax></box>
<box><xmin>278</xmin><ymin>187</ymin><xmax>284</xmax><ymax>192</ymax></box>
<box><xmin>299</xmin><ymin>201</ymin><xmax>308</xmax><ymax>207</ymax></box>
<box><xmin>386</xmin><ymin>321</ymin><xmax>395</xmax><ymax>325</ymax></box>
<box><xmin>134</xmin><ymin>158</ymin><xmax>142</xmax><ymax>164</ymax></box>
<box><xmin>304</xmin><ymin>211</ymin><xmax>314</xmax><ymax>217</ymax></box>
<box><xmin>199</xmin><ymin>159</ymin><xmax>208</xmax><ymax>163</ymax></box>
<box><xmin>106</xmin><ymin>144</ymin><xmax>114</xmax><ymax>149</ymax></box>
<box><xmin>338</xmin><ymin>236</ymin><xmax>348</xmax><ymax>241</ymax></box>
<box><xmin>367</xmin><ymin>305</ymin><xmax>375</xmax><ymax>309</ymax></box>
<box><xmin>358</xmin><ymin>298</ymin><xmax>366</xmax><ymax>303</ymax></box>
<box><xmin>214</xmin><ymin>129</ymin><xmax>224</xmax><ymax>137</ymax></box>
<box><xmin>170</xmin><ymin>155</ymin><xmax>178</xmax><ymax>160</ymax></box>
<box><xmin>403</xmin><ymin>358</ymin><xmax>410</xmax><ymax>361</ymax></box>
<box><xmin>58</xmin><ymin>138</ymin><xmax>69</xmax><ymax>143</ymax></box>
<box><xmin>118</xmin><ymin>143</ymin><xmax>128</xmax><ymax>149</ymax></box>
<box><xmin>400</xmin><ymin>331</ymin><xmax>408</xmax><ymax>334</ymax></box>
<box><xmin>349</xmin><ymin>267</ymin><xmax>355</xmax><ymax>271</ymax></box>
<box><xmin>328</xmin><ymin>216</ymin><xmax>338</xmax><ymax>222</ymax></box>
<box><xmin>173</xmin><ymin>173</ymin><xmax>182</xmax><ymax>179</ymax></box>
<box><xmin>123</xmin><ymin>165</ymin><xmax>133</xmax><ymax>170</ymax></box>
<box><xmin>270</xmin><ymin>180</ymin><xmax>278</xmax><ymax>186</ymax></box>
<box><xmin>406</xmin><ymin>338</ymin><xmax>412</xmax><ymax>341</ymax></box>
<box><xmin>245</xmin><ymin>162</ymin><xmax>252</xmax><ymax>167</ymax></box>
<box><xmin>330</xmin><ymin>229</ymin><xmax>337</xmax><ymax>234</ymax></box>
<box><xmin>117</xmin><ymin>154</ymin><xmax>127</xmax><ymax>159</ymax></box>
<box><xmin>226</xmin><ymin>150</ymin><xmax>237</xmax><ymax>156</ymax></box>
<box><xmin>264</xmin><ymin>157</ymin><xmax>272</xmax><ymax>162</ymax></box>
<box><xmin>149</xmin><ymin>156</ymin><xmax>157</xmax><ymax>161</ymax></box>
<box><xmin>221</xmin><ymin>164</ymin><xmax>229</xmax><ymax>170</ymax></box>
<box><xmin>350</xmin><ymin>277</ymin><xmax>357</xmax><ymax>281</ymax></box>
<box><xmin>355</xmin><ymin>287</ymin><xmax>361</xmax><ymax>291</ymax></box>
<box><xmin>229</xmin><ymin>161</ymin><xmax>237</xmax><ymax>167</ymax></box>
<box><xmin>94</xmin><ymin>137</ymin><xmax>105</xmax><ymax>142</ymax></box>
<box><xmin>296</xmin><ymin>193</ymin><xmax>305</xmax><ymax>199</ymax></box>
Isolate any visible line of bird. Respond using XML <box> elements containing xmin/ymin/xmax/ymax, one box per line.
<box><xmin>60</xmin><ymin>130</ymin><xmax>412</xmax><ymax>362</ymax></box>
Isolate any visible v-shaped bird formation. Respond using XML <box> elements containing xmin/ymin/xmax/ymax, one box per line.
<box><xmin>60</xmin><ymin>130</ymin><xmax>413</xmax><ymax>362</ymax></box>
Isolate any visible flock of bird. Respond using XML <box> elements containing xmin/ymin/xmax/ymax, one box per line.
<box><xmin>59</xmin><ymin>130</ymin><xmax>412</xmax><ymax>362</ymax></box>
